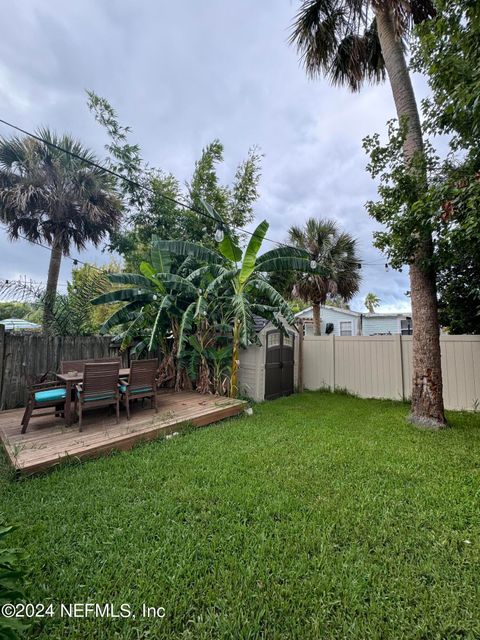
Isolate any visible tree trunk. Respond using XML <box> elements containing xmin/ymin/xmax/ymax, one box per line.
<box><xmin>375</xmin><ymin>8</ymin><xmax>446</xmax><ymax>428</ymax></box>
<box><xmin>43</xmin><ymin>235</ymin><xmax>63</xmax><ymax>333</ymax></box>
<box><xmin>312</xmin><ymin>302</ymin><xmax>321</xmax><ymax>336</ymax></box>
<box><xmin>229</xmin><ymin>319</ymin><xmax>241</xmax><ymax>398</ymax></box>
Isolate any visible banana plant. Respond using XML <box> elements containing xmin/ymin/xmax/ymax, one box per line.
<box><xmin>91</xmin><ymin>236</ymin><xmax>204</xmax><ymax>354</ymax></box>
<box><xmin>156</xmin><ymin>202</ymin><xmax>328</xmax><ymax>397</ymax></box>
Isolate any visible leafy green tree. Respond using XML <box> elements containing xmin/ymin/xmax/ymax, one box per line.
<box><xmin>412</xmin><ymin>0</ymin><xmax>480</xmax><ymax>158</ymax></box>
<box><xmin>0</xmin><ymin>302</ymin><xmax>34</xmax><ymax>320</ymax></box>
<box><xmin>364</xmin><ymin>292</ymin><xmax>380</xmax><ymax>313</ymax></box>
<box><xmin>87</xmin><ymin>92</ymin><xmax>262</xmax><ymax>260</ymax></box>
<box><xmin>0</xmin><ymin>130</ymin><xmax>122</xmax><ymax>331</ymax></box>
<box><xmin>288</xmin><ymin>218</ymin><xmax>361</xmax><ymax>335</ymax></box>
<box><xmin>290</xmin><ymin>1</ymin><xmax>446</xmax><ymax>426</ymax></box>
<box><xmin>411</xmin><ymin>0</ymin><xmax>480</xmax><ymax>334</ymax></box>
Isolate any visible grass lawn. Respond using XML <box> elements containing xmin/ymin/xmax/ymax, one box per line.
<box><xmin>1</xmin><ymin>391</ymin><xmax>480</xmax><ymax>639</ymax></box>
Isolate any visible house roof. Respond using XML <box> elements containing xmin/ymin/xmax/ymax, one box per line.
<box><xmin>251</xmin><ymin>314</ymin><xmax>298</xmax><ymax>334</ymax></box>
<box><xmin>252</xmin><ymin>314</ymin><xmax>270</xmax><ymax>333</ymax></box>
<box><xmin>295</xmin><ymin>305</ymin><xmax>411</xmax><ymax>320</ymax></box>
<box><xmin>295</xmin><ymin>305</ymin><xmax>360</xmax><ymax>318</ymax></box>
<box><xmin>0</xmin><ymin>318</ymin><xmax>41</xmax><ymax>331</ymax></box>
<box><xmin>363</xmin><ymin>312</ymin><xmax>411</xmax><ymax>318</ymax></box>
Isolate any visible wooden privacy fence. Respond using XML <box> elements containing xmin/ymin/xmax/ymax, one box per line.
<box><xmin>302</xmin><ymin>334</ymin><xmax>480</xmax><ymax>412</ymax></box>
<box><xmin>0</xmin><ymin>325</ymin><xmax>128</xmax><ymax>410</ymax></box>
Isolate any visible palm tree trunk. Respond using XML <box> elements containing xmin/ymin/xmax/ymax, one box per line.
<box><xmin>43</xmin><ymin>234</ymin><xmax>62</xmax><ymax>332</ymax></box>
<box><xmin>312</xmin><ymin>302</ymin><xmax>321</xmax><ymax>336</ymax></box>
<box><xmin>375</xmin><ymin>8</ymin><xmax>446</xmax><ymax>427</ymax></box>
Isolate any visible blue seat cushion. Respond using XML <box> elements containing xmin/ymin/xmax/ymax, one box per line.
<box><xmin>120</xmin><ymin>385</ymin><xmax>153</xmax><ymax>394</ymax></box>
<box><xmin>35</xmin><ymin>388</ymin><xmax>67</xmax><ymax>403</ymax></box>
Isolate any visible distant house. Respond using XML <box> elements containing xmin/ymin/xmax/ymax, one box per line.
<box><xmin>0</xmin><ymin>318</ymin><xmax>41</xmax><ymax>332</ymax></box>
<box><xmin>295</xmin><ymin>306</ymin><xmax>413</xmax><ymax>336</ymax></box>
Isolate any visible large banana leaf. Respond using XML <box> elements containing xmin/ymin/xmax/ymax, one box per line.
<box><xmin>205</xmin><ymin>268</ymin><xmax>238</xmax><ymax>296</ymax></box>
<box><xmin>150</xmin><ymin>235</ymin><xmax>172</xmax><ymax>274</ymax></box>
<box><xmin>194</xmin><ymin>295</ymin><xmax>207</xmax><ymax>319</ymax></box>
<box><xmin>186</xmin><ymin>264</ymin><xmax>227</xmax><ymax>283</ymax></box>
<box><xmin>148</xmin><ymin>296</ymin><xmax>172</xmax><ymax>351</ymax></box>
<box><xmin>154</xmin><ymin>272</ymin><xmax>199</xmax><ymax>296</ymax></box>
<box><xmin>247</xmin><ymin>278</ymin><xmax>295</xmax><ymax>324</ymax></box>
<box><xmin>255</xmin><ymin>246</ymin><xmax>310</xmax><ymax>266</ymax></box>
<box><xmin>107</xmin><ymin>273</ymin><xmax>153</xmax><ymax>288</ymax></box>
<box><xmin>154</xmin><ymin>240</ymin><xmax>225</xmax><ymax>265</ymax></box>
<box><xmin>232</xmin><ymin>293</ymin><xmax>251</xmax><ymax>347</ymax></box>
<box><xmin>99</xmin><ymin>300</ymin><xmax>146</xmax><ymax>334</ymax></box>
<box><xmin>255</xmin><ymin>256</ymin><xmax>330</xmax><ymax>275</ymax></box>
<box><xmin>177</xmin><ymin>301</ymin><xmax>196</xmax><ymax>357</ymax></box>
<box><xmin>239</xmin><ymin>220</ymin><xmax>269</xmax><ymax>286</ymax></box>
<box><xmin>218</xmin><ymin>234</ymin><xmax>243</xmax><ymax>263</ymax></box>
<box><xmin>139</xmin><ymin>261</ymin><xmax>157</xmax><ymax>280</ymax></box>
<box><xmin>200</xmin><ymin>197</ymin><xmax>242</xmax><ymax>262</ymax></box>
<box><xmin>91</xmin><ymin>289</ymin><xmax>154</xmax><ymax>305</ymax></box>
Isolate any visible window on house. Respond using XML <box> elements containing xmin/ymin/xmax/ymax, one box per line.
<box><xmin>401</xmin><ymin>318</ymin><xmax>413</xmax><ymax>335</ymax></box>
<box><xmin>340</xmin><ymin>321</ymin><xmax>352</xmax><ymax>336</ymax></box>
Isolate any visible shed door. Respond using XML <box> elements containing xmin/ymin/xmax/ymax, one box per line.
<box><xmin>264</xmin><ymin>330</ymin><xmax>295</xmax><ymax>400</ymax></box>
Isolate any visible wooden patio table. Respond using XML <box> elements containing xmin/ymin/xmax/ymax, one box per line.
<box><xmin>56</xmin><ymin>368</ymin><xmax>130</xmax><ymax>427</ymax></box>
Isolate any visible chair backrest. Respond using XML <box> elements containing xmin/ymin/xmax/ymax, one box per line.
<box><xmin>60</xmin><ymin>359</ymin><xmax>92</xmax><ymax>374</ymax></box>
<box><xmin>82</xmin><ymin>362</ymin><xmax>120</xmax><ymax>400</ymax></box>
<box><xmin>129</xmin><ymin>359</ymin><xmax>158</xmax><ymax>392</ymax></box>
<box><xmin>94</xmin><ymin>357</ymin><xmax>122</xmax><ymax>366</ymax></box>
<box><xmin>61</xmin><ymin>357</ymin><xmax>121</xmax><ymax>374</ymax></box>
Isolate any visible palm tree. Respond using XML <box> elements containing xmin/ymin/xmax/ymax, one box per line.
<box><xmin>365</xmin><ymin>292</ymin><xmax>380</xmax><ymax>313</ymax></box>
<box><xmin>0</xmin><ymin>129</ymin><xmax>122</xmax><ymax>331</ymax></box>
<box><xmin>290</xmin><ymin>0</ymin><xmax>446</xmax><ymax>428</ymax></box>
<box><xmin>289</xmin><ymin>218</ymin><xmax>361</xmax><ymax>335</ymax></box>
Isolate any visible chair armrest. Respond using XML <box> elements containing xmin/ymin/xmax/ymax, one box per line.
<box><xmin>31</xmin><ymin>381</ymin><xmax>66</xmax><ymax>391</ymax></box>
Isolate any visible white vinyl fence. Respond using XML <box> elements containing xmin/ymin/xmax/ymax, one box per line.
<box><xmin>303</xmin><ymin>334</ymin><xmax>480</xmax><ymax>411</ymax></box>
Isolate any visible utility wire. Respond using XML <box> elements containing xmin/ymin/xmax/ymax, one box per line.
<box><xmin>0</xmin><ymin>117</ymin><xmax>390</xmax><ymax>271</ymax></box>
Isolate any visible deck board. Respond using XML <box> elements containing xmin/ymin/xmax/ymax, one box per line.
<box><xmin>0</xmin><ymin>391</ymin><xmax>246</xmax><ymax>475</ymax></box>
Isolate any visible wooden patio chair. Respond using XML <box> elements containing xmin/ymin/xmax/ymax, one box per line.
<box><xmin>60</xmin><ymin>359</ymin><xmax>94</xmax><ymax>374</ymax></box>
<box><xmin>21</xmin><ymin>374</ymin><xmax>67</xmax><ymax>434</ymax></box>
<box><xmin>60</xmin><ymin>357</ymin><xmax>121</xmax><ymax>374</ymax></box>
<box><xmin>74</xmin><ymin>362</ymin><xmax>121</xmax><ymax>432</ymax></box>
<box><xmin>119</xmin><ymin>359</ymin><xmax>159</xmax><ymax>420</ymax></box>
<box><xmin>94</xmin><ymin>357</ymin><xmax>122</xmax><ymax>365</ymax></box>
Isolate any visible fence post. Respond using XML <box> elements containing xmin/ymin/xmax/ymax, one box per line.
<box><xmin>297</xmin><ymin>319</ymin><xmax>304</xmax><ymax>393</ymax></box>
<box><xmin>0</xmin><ymin>324</ymin><xmax>4</xmax><ymax>410</ymax></box>
<box><xmin>393</xmin><ymin>334</ymin><xmax>404</xmax><ymax>401</ymax></box>
<box><xmin>330</xmin><ymin>333</ymin><xmax>335</xmax><ymax>391</ymax></box>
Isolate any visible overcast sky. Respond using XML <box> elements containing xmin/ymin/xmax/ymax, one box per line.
<box><xmin>0</xmin><ymin>0</ymin><xmax>427</xmax><ymax>312</ymax></box>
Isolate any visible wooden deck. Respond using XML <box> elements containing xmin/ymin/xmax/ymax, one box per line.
<box><xmin>0</xmin><ymin>391</ymin><xmax>246</xmax><ymax>475</ymax></box>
